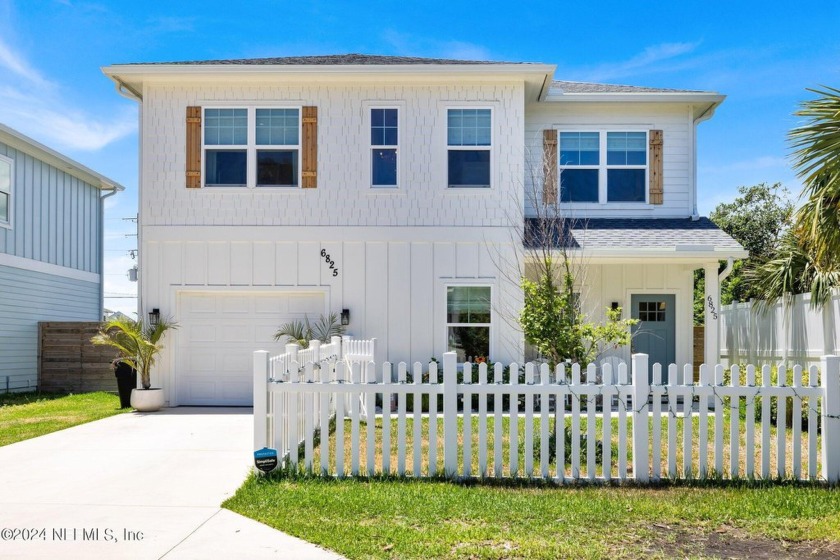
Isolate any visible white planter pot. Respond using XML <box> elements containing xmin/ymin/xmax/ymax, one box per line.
<box><xmin>130</xmin><ymin>388</ymin><xmax>165</xmax><ymax>412</ymax></box>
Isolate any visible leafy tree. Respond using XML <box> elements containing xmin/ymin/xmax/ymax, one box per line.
<box><xmin>694</xmin><ymin>182</ymin><xmax>793</xmax><ymax>324</ymax></box>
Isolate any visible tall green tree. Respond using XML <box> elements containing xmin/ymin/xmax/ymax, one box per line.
<box><xmin>695</xmin><ymin>183</ymin><xmax>793</xmax><ymax>324</ymax></box>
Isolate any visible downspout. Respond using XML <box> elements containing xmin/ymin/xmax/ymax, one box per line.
<box><xmin>99</xmin><ymin>185</ymin><xmax>124</xmax><ymax>320</ymax></box>
<box><xmin>718</xmin><ymin>256</ymin><xmax>735</xmax><ymax>284</ymax></box>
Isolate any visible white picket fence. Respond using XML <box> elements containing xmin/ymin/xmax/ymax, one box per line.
<box><xmin>253</xmin><ymin>352</ymin><xmax>840</xmax><ymax>483</ymax></box>
<box><xmin>254</xmin><ymin>336</ymin><xmax>375</xmax><ymax>463</ymax></box>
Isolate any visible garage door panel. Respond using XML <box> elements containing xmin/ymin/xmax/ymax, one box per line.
<box><xmin>177</xmin><ymin>291</ymin><xmax>325</xmax><ymax>405</ymax></box>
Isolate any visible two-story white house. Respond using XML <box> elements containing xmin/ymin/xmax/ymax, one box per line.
<box><xmin>103</xmin><ymin>54</ymin><xmax>746</xmax><ymax>406</ymax></box>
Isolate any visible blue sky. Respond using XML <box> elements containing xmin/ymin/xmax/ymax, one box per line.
<box><xmin>1</xmin><ymin>0</ymin><xmax>838</xmax><ymax>315</ymax></box>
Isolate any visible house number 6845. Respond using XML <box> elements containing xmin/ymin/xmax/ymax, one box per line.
<box><xmin>320</xmin><ymin>249</ymin><xmax>339</xmax><ymax>277</ymax></box>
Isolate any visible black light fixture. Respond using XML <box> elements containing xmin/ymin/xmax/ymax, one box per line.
<box><xmin>340</xmin><ymin>308</ymin><xmax>350</xmax><ymax>326</ymax></box>
<box><xmin>611</xmin><ymin>301</ymin><xmax>620</xmax><ymax>311</ymax></box>
<box><xmin>149</xmin><ymin>308</ymin><xmax>160</xmax><ymax>326</ymax></box>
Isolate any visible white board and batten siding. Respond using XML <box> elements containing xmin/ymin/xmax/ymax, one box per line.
<box><xmin>144</xmin><ymin>228</ymin><xmax>521</xmax><ymax>406</ymax></box>
<box><xmin>0</xmin><ymin>139</ymin><xmax>103</xmax><ymax>391</ymax></box>
<box><xmin>524</xmin><ymin>102</ymin><xmax>696</xmax><ymax>218</ymax></box>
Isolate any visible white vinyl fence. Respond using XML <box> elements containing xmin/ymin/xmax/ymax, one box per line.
<box><xmin>254</xmin><ymin>352</ymin><xmax>840</xmax><ymax>483</ymax></box>
<box><xmin>254</xmin><ymin>336</ymin><xmax>375</xmax><ymax>464</ymax></box>
<box><xmin>721</xmin><ymin>290</ymin><xmax>840</xmax><ymax>368</ymax></box>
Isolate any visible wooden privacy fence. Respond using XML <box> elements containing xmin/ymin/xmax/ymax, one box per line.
<box><xmin>254</xmin><ymin>352</ymin><xmax>840</xmax><ymax>483</ymax></box>
<box><xmin>39</xmin><ymin>322</ymin><xmax>117</xmax><ymax>393</ymax></box>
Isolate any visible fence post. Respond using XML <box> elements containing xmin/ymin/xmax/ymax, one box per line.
<box><xmin>821</xmin><ymin>355</ymin><xmax>840</xmax><ymax>483</ymax></box>
<box><xmin>310</xmin><ymin>339</ymin><xmax>321</xmax><ymax>363</ymax></box>
<box><xmin>631</xmin><ymin>353</ymin><xmax>650</xmax><ymax>482</ymax></box>
<box><xmin>253</xmin><ymin>350</ymin><xmax>270</xmax><ymax>451</ymax></box>
<box><xmin>443</xmin><ymin>352</ymin><xmax>458</xmax><ymax>479</ymax></box>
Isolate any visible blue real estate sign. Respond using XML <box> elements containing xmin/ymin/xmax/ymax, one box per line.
<box><xmin>254</xmin><ymin>447</ymin><xmax>278</xmax><ymax>473</ymax></box>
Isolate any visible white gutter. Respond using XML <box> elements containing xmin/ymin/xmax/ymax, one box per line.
<box><xmin>98</xmin><ymin>185</ymin><xmax>124</xmax><ymax>320</ymax></box>
<box><xmin>691</xmin><ymin>100</ymin><xmax>722</xmax><ymax>219</ymax></box>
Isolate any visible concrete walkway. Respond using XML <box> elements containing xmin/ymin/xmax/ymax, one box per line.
<box><xmin>0</xmin><ymin>407</ymin><xmax>344</xmax><ymax>560</ymax></box>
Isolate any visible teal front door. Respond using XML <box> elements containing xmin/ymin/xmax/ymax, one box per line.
<box><xmin>631</xmin><ymin>294</ymin><xmax>676</xmax><ymax>382</ymax></box>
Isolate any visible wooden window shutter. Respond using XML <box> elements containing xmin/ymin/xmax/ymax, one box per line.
<box><xmin>301</xmin><ymin>106</ymin><xmax>318</xmax><ymax>188</ymax></box>
<box><xmin>543</xmin><ymin>129</ymin><xmax>558</xmax><ymax>203</ymax></box>
<box><xmin>649</xmin><ymin>129</ymin><xmax>663</xmax><ymax>204</ymax></box>
<box><xmin>185</xmin><ymin>107</ymin><xmax>202</xmax><ymax>188</ymax></box>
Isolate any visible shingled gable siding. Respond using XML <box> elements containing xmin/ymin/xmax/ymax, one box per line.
<box><xmin>140</xmin><ymin>83</ymin><xmax>524</xmax><ymax>227</ymax></box>
<box><xmin>524</xmin><ymin>103</ymin><xmax>692</xmax><ymax>218</ymax></box>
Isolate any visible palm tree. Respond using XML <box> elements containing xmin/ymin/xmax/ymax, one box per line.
<box><xmin>91</xmin><ymin>316</ymin><xmax>178</xmax><ymax>390</ymax></box>
<box><xmin>274</xmin><ymin>312</ymin><xmax>345</xmax><ymax>348</ymax></box>
<box><xmin>787</xmin><ymin>86</ymin><xmax>840</xmax><ymax>303</ymax></box>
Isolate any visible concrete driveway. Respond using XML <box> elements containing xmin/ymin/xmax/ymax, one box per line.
<box><xmin>0</xmin><ymin>407</ymin><xmax>344</xmax><ymax>560</ymax></box>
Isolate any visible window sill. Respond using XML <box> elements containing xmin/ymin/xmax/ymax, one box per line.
<box><xmin>557</xmin><ymin>202</ymin><xmax>654</xmax><ymax>210</ymax></box>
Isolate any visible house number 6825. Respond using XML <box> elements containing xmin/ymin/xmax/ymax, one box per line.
<box><xmin>320</xmin><ymin>249</ymin><xmax>339</xmax><ymax>277</ymax></box>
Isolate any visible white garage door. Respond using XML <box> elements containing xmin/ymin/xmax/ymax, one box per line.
<box><xmin>177</xmin><ymin>291</ymin><xmax>325</xmax><ymax>406</ymax></box>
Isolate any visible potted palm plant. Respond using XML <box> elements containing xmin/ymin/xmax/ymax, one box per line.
<box><xmin>92</xmin><ymin>315</ymin><xmax>177</xmax><ymax>412</ymax></box>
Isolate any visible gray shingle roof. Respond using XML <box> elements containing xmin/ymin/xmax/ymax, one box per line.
<box><xmin>550</xmin><ymin>80</ymin><xmax>707</xmax><ymax>94</ymax></box>
<box><xmin>125</xmin><ymin>54</ymin><xmax>528</xmax><ymax>66</ymax></box>
<box><xmin>524</xmin><ymin>218</ymin><xmax>745</xmax><ymax>252</ymax></box>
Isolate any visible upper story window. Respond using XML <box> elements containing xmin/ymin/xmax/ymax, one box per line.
<box><xmin>204</xmin><ymin>107</ymin><xmax>300</xmax><ymax>188</ymax></box>
<box><xmin>371</xmin><ymin>108</ymin><xmax>398</xmax><ymax>187</ymax></box>
<box><xmin>0</xmin><ymin>154</ymin><xmax>11</xmax><ymax>225</ymax></box>
<box><xmin>559</xmin><ymin>130</ymin><xmax>648</xmax><ymax>203</ymax></box>
<box><xmin>447</xmin><ymin>109</ymin><xmax>491</xmax><ymax>188</ymax></box>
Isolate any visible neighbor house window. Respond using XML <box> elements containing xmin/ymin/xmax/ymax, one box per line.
<box><xmin>447</xmin><ymin>109</ymin><xmax>491</xmax><ymax>188</ymax></box>
<box><xmin>371</xmin><ymin>108</ymin><xmax>398</xmax><ymax>187</ymax></box>
<box><xmin>446</xmin><ymin>286</ymin><xmax>491</xmax><ymax>361</ymax></box>
<box><xmin>559</xmin><ymin>130</ymin><xmax>648</xmax><ymax>203</ymax></box>
<box><xmin>0</xmin><ymin>155</ymin><xmax>11</xmax><ymax>225</ymax></box>
<box><xmin>203</xmin><ymin>107</ymin><xmax>301</xmax><ymax>188</ymax></box>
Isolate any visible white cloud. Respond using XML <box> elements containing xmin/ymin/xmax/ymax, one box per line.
<box><xmin>0</xmin><ymin>36</ymin><xmax>135</xmax><ymax>151</ymax></box>
<box><xmin>381</xmin><ymin>30</ymin><xmax>493</xmax><ymax>61</ymax></box>
<box><xmin>572</xmin><ymin>41</ymin><xmax>702</xmax><ymax>83</ymax></box>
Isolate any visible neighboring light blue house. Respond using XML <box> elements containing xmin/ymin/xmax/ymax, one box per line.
<box><xmin>0</xmin><ymin>124</ymin><xmax>123</xmax><ymax>392</ymax></box>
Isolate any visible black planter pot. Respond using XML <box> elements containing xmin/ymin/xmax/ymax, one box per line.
<box><xmin>114</xmin><ymin>362</ymin><xmax>138</xmax><ymax>409</ymax></box>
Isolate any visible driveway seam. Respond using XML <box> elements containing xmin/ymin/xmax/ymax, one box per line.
<box><xmin>158</xmin><ymin>508</ymin><xmax>222</xmax><ymax>559</ymax></box>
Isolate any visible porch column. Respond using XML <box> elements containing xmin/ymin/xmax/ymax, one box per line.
<box><xmin>704</xmin><ymin>263</ymin><xmax>720</xmax><ymax>366</ymax></box>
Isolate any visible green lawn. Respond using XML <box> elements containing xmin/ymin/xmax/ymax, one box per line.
<box><xmin>225</xmin><ymin>477</ymin><xmax>840</xmax><ymax>559</ymax></box>
<box><xmin>0</xmin><ymin>392</ymin><xmax>129</xmax><ymax>447</ymax></box>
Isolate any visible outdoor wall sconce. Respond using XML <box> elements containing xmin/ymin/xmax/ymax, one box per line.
<box><xmin>149</xmin><ymin>308</ymin><xmax>160</xmax><ymax>326</ymax></box>
<box><xmin>611</xmin><ymin>301</ymin><xmax>620</xmax><ymax>310</ymax></box>
<box><xmin>341</xmin><ymin>309</ymin><xmax>350</xmax><ymax>326</ymax></box>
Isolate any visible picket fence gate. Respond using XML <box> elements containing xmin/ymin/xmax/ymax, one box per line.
<box><xmin>253</xmin><ymin>351</ymin><xmax>840</xmax><ymax>483</ymax></box>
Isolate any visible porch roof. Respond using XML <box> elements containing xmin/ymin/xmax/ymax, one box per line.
<box><xmin>524</xmin><ymin>217</ymin><xmax>748</xmax><ymax>259</ymax></box>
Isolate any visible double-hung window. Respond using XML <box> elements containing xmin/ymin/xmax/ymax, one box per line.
<box><xmin>256</xmin><ymin>108</ymin><xmax>300</xmax><ymax>187</ymax></box>
<box><xmin>447</xmin><ymin>109</ymin><xmax>491</xmax><ymax>188</ymax></box>
<box><xmin>203</xmin><ymin>107</ymin><xmax>301</xmax><ymax>188</ymax></box>
<box><xmin>446</xmin><ymin>286</ymin><xmax>491</xmax><ymax>361</ymax></box>
<box><xmin>559</xmin><ymin>130</ymin><xmax>648</xmax><ymax>203</ymax></box>
<box><xmin>371</xmin><ymin>108</ymin><xmax>398</xmax><ymax>187</ymax></box>
<box><xmin>0</xmin><ymin>154</ymin><xmax>12</xmax><ymax>225</ymax></box>
<box><xmin>204</xmin><ymin>108</ymin><xmax>247</xmax><ymax>187</ymax></box>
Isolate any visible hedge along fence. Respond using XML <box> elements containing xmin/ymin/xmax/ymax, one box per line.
<box><xmin>254</xmin><ymin>352</ymin><xmax>840</xmax><ymax>483</ymax></box>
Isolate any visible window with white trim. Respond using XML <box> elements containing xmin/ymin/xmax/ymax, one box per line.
<box><xmin>446</xmin><ymin>286</ymin><xmax>491</xmax><ymax>361</ymax></box>
<box><xmin>447</xmin><ymin>108</ymin><xmax>491</xmax><ymax>188</ymax></box>
<box><xmin>559</xmin><ymin>130</ymin><xmax>647</xmax><ymax>203</ymax></box>
<box><xmin>0</xmin><ymin>155</ymin><xmax>11</xmax><ymax>225</ymax></box>
<box><xmin>203</xmin><ymin>107</ymin><xmax>300</xmax><ymax>188</ymax></box>
<box><xmin>371</xmin><ymin>108</ymin><xmax>398</xmax><ymax>187</ymax></box>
